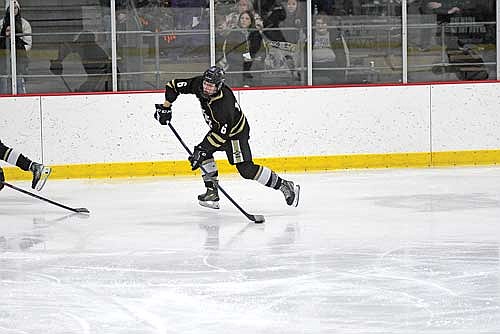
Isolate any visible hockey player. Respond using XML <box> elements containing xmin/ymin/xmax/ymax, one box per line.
<box><xmin>155</xmin><ymin>65</ymin><xmax>300</xmax><ymax>209</ymax></box>
<box><xmin>0</xmin><ymin>140</ymin><xmax>51</xmax><ymax>191</ymax></box>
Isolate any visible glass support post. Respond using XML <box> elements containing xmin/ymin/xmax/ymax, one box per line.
<box><xmin>209</xmin><ymin>0</ymin><xmax>216</xmax><ymax>66</ymax></box>
<box><xmin>9</xmin><ymin>0</ymin><xmax>17</xmax><ymax>94</ymax></box>
<box><xmin>306</xmin><ymin>0</ymin><xmax>312</xmax><ymax>86</ymax></box>
<box><xmin>497</xmin><ymin>0</ymin><xmax>499</xmax><ymax>79</ymax></box>
<box><xmin>111</xmin><ymin>0</ymin><xmax>118</xmax><ymax>91</ymax></box>
<box><xmin>402</xmin><ymin>0</ymin><xmax>408</xmax><ymax>83</ymax></box>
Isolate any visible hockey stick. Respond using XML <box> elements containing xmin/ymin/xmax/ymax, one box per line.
<box><xmin>1</xmin><ymin>181</ymin><xmax>90</xmax><ymax>214</ymax></box>
<box><xmin>167</xmin><ymin>122</ymin><xmax>265</xmax><ymax>223</ymax></box>
<box><xmin>60</xmin><ymin>75</ymin><xmax>73</xmax><ymax>92</ymax></box>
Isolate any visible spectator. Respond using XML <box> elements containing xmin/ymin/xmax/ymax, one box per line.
<box><xmin>424</xmin><ymin>2</ymin><xmax>487</xmax><ymax>81</ymax></box>
<box><xmin>215</xmin><ymin>13</ymin><xmax>230</xmax><ymax>61</ymax></box>
<box><xmin>407</xmin><ymin>0</ymin><xmax>460</xmax><ymax>52</ymax></box>
<box><xmin>220</xmin><ymin>10</ymin><xmax>263</xmax><ymax>86</ymax></box>
<box><xmin>423</xmin><ymin>0</ymin><xmax>462</xmax><ymax>48</ymax></box>
<box><xmin>421</xmin><ymin>1</ymin><xmax>462</xmax><ymax>54</ymax></box>
<box><xmin>100</xmin><ymin>0</ymin><xmax>143</xmax><ymax>49</ymax></box>
<box><xmin>257</xmin><ymin>0</ymin><xmax>304</xmax><ymax>83</ymax></box>
<box><xmin>0</xmin><ymin>0</ymin><xmax>31</xmax><ymax>94</ymax></box>
<box><xmin>424</xmin><ymin>1</ymin><xmax>461</xmax><ymax>20</ymax></box>
<box><xmin>408</xmin><ymin>0</ymin><xmax>461</xmax><ymax>51</ymax></box>
<box><xmin>256</xmin><ymin>0</ymin><xmax>286</xmax><ymax>42</ymax></box>
<box><xmin>49</xmin><ymin>32</ymin><xmax>113</xmax><ymax>92</ymax></box>
<box><xmin>312</xmin><ymin>15</ymin><xmax>342</xmax><ymax>84</ymax></box>
<box><xmin>312</xmin><ymin>0</ymin><xmax>335</xmax><ymax>15</ymax></box>
<box><xmin>407</xmin><ymin>0</ymin><xmax>435</xmax><ymax>51</ymax></box>
<box><xmin>280</xmin><ymin>0</ymin><xmax>305</xmax><ymax>79</ymax></box>
<box><xmin>225</xmin><ymin>0</ymin><xmax>262</xmax><ymax>32</ymax></box>
<box><xmin>424</xmin><ymin>0</ymin><xmax>461</xmax><ymax>40</ymax></box>
<box><xmin>281</xmin><ymin>0</ymin><xmax>304</xmax><ymax>44</ymax></box>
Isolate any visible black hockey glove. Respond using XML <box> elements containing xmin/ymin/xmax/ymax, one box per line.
<box><xmin>49</xmin><ymin>59</ymin><xmax>63</xmax><ymax>76</ymax></box>
<box><xmin>188</xmin><ymin>145</ymin><xmax>208</xmax><ymax>171</ymax></box>
<box><xmin>154</xmin><ymin>103</ymin><xmax>172</xmax><ymax>125</ymax></box>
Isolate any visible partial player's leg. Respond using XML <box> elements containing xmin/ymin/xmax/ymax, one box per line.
<box><xmin>227</xmin><ymin>136</ymin><xmax>300</xmax><ymax>207</ymax></box>
<box><xmin>197</xmin><ymin>155</ymin><xmax>220</xmax><ymax>209</ymax></box>
<box><xmin>0</xmin><ymin>140</ymin><xmax>52</xmax><ymax>191</ymax></box>
<box><xmin>0</xmin><ymin>167</ymin><xmax>4</xmax><ymax>191</ymax></box>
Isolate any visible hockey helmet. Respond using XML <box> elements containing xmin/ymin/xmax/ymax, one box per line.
<box><xmin>201</xmin><ymin>66</ymin><xmax>225</xmax><ymax>97</ymax></box>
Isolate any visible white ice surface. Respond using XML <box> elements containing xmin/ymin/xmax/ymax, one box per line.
<box><xmin>1</xmin><ymin>167</ymin><xmax>500</xmax><ymax>333</ymax></box>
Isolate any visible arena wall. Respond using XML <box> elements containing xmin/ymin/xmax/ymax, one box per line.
<box><xmin>2</xmin><ymin>82</ymin><xmax>500</xmax><ymax>180</ymax></box>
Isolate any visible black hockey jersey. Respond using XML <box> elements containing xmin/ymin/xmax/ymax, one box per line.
<box><xmin>165</xmin><ymin>76</ymin><xmax>249</xmax><ymax>151</ymax></box>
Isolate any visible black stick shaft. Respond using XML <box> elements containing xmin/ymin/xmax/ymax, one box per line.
<box><xmin>167</xmin><ymin>123</ymin><xmax>264</xmax><ymax>223</ymax></box>
<box><xmin>60</xmin><ymin>75</ymin><xmax>73</xmax><ymax>92</ymax></box>
<box><xmin>1</xmin><ymin>181</ymin><xmax>89</xmax><ymax>214</ymax></box>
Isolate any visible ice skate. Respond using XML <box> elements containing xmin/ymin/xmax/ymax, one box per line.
<box><xmin>279</xmin><ymin>180</ymin><xmax>300</xmax><ymax>207</ymax></box>
<box><xmin>30</xmin><ymin>162</ymin><xmax>51</xmax><ymax>191</ymax></box>
<box><xmin>198</xmin><ymin>186</ymin><xmax>220</xmax><ymax>209</ymax></box>
<box><xmin>0</xmin><ymin>167</ymin><xmax>4</xmax><ymax>191</ymax></box>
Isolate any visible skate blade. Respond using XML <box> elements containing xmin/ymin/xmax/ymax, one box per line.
<box><xmin>292</xmin><ymin>184</ymin><xmax>300</xmax><ymax>207</ymax></box>
<box><xmin>199</xmin><ymin>200</ymin><xmax>220</xmax><ymax>210</ymax></box>
<box><xmin>35</xmin><ymin>167</ymin><xmax>52</xmax><ymax>191</ymax></box>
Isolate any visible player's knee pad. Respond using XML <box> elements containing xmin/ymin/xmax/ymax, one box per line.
<box><xmin>236</xmin><ymin>161</ymin><xmax>259</xmax><ymax>180</ymax></box>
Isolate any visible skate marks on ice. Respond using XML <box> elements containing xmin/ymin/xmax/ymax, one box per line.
<box><xmin>364</xmin><ymin>193</ymin><xmax>500</xmax><ymax>212</ymax></box>
<box><xmin>2</xmin><ymin>239</ymin><xmax>499</xmax><ymax>333</ymax></box>
<box><xmin>1</xmin><ymin>170</ymin><xmax>500</xmax><ymax>333</ymax></box>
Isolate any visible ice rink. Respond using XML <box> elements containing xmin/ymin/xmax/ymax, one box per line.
<box><xmin>1</xmin><ymin>167</ymin><xmax>500</xmax><ymax>333</ymax></box>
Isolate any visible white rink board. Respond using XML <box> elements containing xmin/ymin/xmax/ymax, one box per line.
<box><xmin>238</xmin><ymin>85</ymin><xmax>431</xmax><ymax>156</ymax></box>
<box><xmin>431</xmin><ymin>83</ymin><xmax>500</xmax><ymax>151</ymax></box>
<box><xmin>1</xmin><ymin>82</ymin><xmax>500</xmax><ymax>166</ymax></box>
<box><xmin>41</xmin><ymin>93</ymin><xmax>207</xmax><ymax>164</ymax></box>
<box><xmin>0</xmin><ymin>96</ymin><xmax>42</xmax><ymax>166</ymax></box>
<box><xmin>39</xmin><ymin>86</ymin><xmax>430</xmax><ymax>164</ymax></box>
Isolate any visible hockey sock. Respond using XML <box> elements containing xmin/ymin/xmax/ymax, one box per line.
<box><xmin>1</xmin><ymin>148</ymin><xmax>32</xmax><ymax>171</ymax></box>
<box><xmin>255</xmin><ymin>166</ymin><xmax>283</xmax><ymax>190</ymax></box>
<box><xmin>201</xmin><ymin>159</ymin><xmax>218</xmax><ymax>188</ymax></box>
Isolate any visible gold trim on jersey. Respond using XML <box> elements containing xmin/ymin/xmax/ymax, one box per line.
<box><xmin>166</xmin><ymin>80</ymin><xmax>176</xmax><ymax>92</ymax></box>
<box><xmin>209</xmin><ymin>90</ymin><xmax>223</xmax><ymax>102</ymax></box>
<box><xmin>207</xmin><ymin>131</ymin><xmax>226</xmax><ymax>148</ymax></box>
<box><xmin>211</xmin><ymin>131</ymin><xmax>225</xmax><ymax>143</ymax></box>
<box><xmin>229</xmin><ymin>114</ymin><xmax>246</xmax><ymax>137</ymax></box>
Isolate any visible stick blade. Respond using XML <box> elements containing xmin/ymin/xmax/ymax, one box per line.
<box><xmin>74</xmin><ymin>207</ymin><xmax>90</xmax><ymax>214</ymax></box>
<box><xmin>250</xmin><ymin>214</ymin><xmax>265</xmax><ymax>224</ymax></box>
